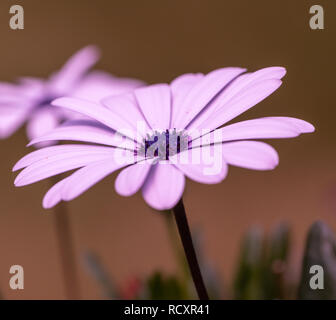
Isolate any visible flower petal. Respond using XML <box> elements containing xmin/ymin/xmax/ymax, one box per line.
<box><xmin>0</xmin><ymin>105</ymin><xmax>29</xmax><ymax>138</ymax></box>
<box><xmin>61</xmin><ymin>157</ymin><xmax>131</xmax><ymax>201</ymax></box>
<box><xmin>0</xmin><ymin>95</ymin><xmax>27</xmax><ymax>104</ymax></box>
<box><xmin>43</xmin><ymin>177</ymin><xmax>71</xmax><ymax>209</ymax></box>
<box><xmin>142</xmin><ymin>163</ymin><xmax>185</xmax><ymax>210</ymax></box>
<box><xmin>26</xmin><ymin>108</ymin><xmax>60</xmax><ymax>144</ymax></box>
<box><xmin>134</xmin><ymin>84</ymin><xmax>171</xmax><ymax>129</ymax></box>
<box><xmin>48</xmin><ymin>46</ymin><xmax>100</xmax><ymax>96</ymax></box>
<box><xmin>115</xmin><ymin>159</ymin><xmax>155</xmax><ymax>197</ymax></box>
<box><xmin>172</xmin><ymin>67</ymin><xmax>246</xmax><ymax>129</ymax></box>
<box><xmin>264</xmin><ymin>117</ymin><xmax>315</xmax><ymax>133</ymax></box>
<box><xmin>14</xmin><ymin>149</ymin><xmax>127</xmax><ymax>187</ymax></box>
<box><xmin>171</xmin><ymin>145</ymin><xmax>228</xmax><ymax>184</ymax></box>
<box><xmin>195</xmin><ymin>79</ymin><xmax>283</xmax><ymax>132</ymax></box>
<box><xmin>189</xmin><ymin>67</ymin><xmax>286</xmax><ymax>130</ymax></box>
<box><xmin>190</xmin><ymin>117</ymin><xmax>309</xmax><ymax>147</ymax></box>
<box><xmin>221</xmin><ymin>141</ymin><xmax>279</xmax><ymax>170</ymax></box>
<box><xmin>13</xmin><ymin>144</ymin><xmax>117</xmax><ymax>171</ymax></box>
<box><xmin>101</xmin><ymin>92</ymin><xmax>150</xmax><ymax>134</ymax></box>
<box><xmin>170</xmin><ymin>73</ymin><xmax>204</xmax><ymax>127</ymax></box>
<box><xmin>72</xmin><ymin>70</ymin><xmax>144</xmax><ymax>102</ymax></box>
<box><xmin>51</xmin><ymin>97</ymin><xmax>138</xmax><ymax>140</ymax></box>
<box><xmin>27</xmin><ymin>123</ymin><xmax>130</xmax><ymax>148</ymax></box>
<box><xmin>0</xmin><ymin>82</ymin><xmax>22</xmax><ymax>94</ymax></box>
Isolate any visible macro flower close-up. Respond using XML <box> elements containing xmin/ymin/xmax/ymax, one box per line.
<box><xmin>13</xmin><ymin>66</ymin><xmax>314</xmax><ymax>210</ymax></box>
<box><xmin>0</xmin><ymin>45</ymin><xmax>143</xmax><ymax>142</ymax></box>
<box><xmin>1</xmin><ymin>0</ymin><xmax>335</xmax><ymax>308</ymax></box>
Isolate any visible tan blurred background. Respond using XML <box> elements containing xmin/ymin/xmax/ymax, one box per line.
<box><xmin>0</xmin><ymin>0</ymin><xmax>335</xmax><ymax>299</ymax></box>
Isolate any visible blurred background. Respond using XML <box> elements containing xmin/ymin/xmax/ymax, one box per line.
<box><xmin>0</xmin><ymin>0</ymin><xmax>335</xmax><ymax>299</ymax></box>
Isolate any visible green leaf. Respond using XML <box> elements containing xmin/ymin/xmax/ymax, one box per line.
<box><xmin>146</xmin><ymin>271</ymin><xmax>188</xmax><ymax>299</ymax></box>
<box><xmin>233</xmin><ymin>223</ymin><xmax>291</xmax><ymax>300</ymax></box>
<box><xmin>262</xmin><ymin>223</ymin><xmax>290</xmax><ymax>299</ymax></box>
<box><xmin>233</xmin><ymin>226</ymin><xmax>265</xmax><ymax>299</ymax></box>
<box><xmin>298</xmin><ymin>221</ymin><xmax>336</xmax><ymax>299</ymax></box>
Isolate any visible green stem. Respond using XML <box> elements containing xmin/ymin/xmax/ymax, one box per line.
<box><xmin>51</xmin><ymin>177</ymin><xmax>80</xmax><ymax>299</ymax></box>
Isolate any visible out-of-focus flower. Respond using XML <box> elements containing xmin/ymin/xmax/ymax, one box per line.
<box><xmin>0</xmin><ymin>46</ymin><xmax>144</xmax><ymax>141</ymax></box>
<box><xmin>13</xmin><ymin>67</ymin><xmax>314</xmax><ymax>210</ymax></box>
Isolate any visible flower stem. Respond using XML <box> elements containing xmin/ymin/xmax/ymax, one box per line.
<box><xmin>51</xmin><ymin>177</ymin><xmax>80</xmax><ymax>299</ymax></box>
<box><xmin>172</xmin><ymin>199</ymin><xmax>209</xmax><ymax>300</ymax></box>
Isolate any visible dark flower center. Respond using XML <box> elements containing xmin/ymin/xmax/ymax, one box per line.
<box><xmin>36</xmin><ymin>96</ymin><xmax>54</xmax><ymax>108</ymax></box>
<box><xmin>137</xmin><ymin>129</ymin><xmax>190</xmax><ymax>160</ymax></box>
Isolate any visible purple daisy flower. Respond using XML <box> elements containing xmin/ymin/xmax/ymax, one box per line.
<box><xmin>13</xmin><ymin>66</ymin><xmax>314</xmax><ymax>210</ymax></box>
<box><xmin>0</xmin><ymin>45</ymin><xmax>144</xmax><ymax>141</ymax></box>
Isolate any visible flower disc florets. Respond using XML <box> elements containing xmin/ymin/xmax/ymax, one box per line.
<box><xmin>137</xmin><ymin>129</ymin><xmax>190</xmax><ymax>160</ymax></box>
